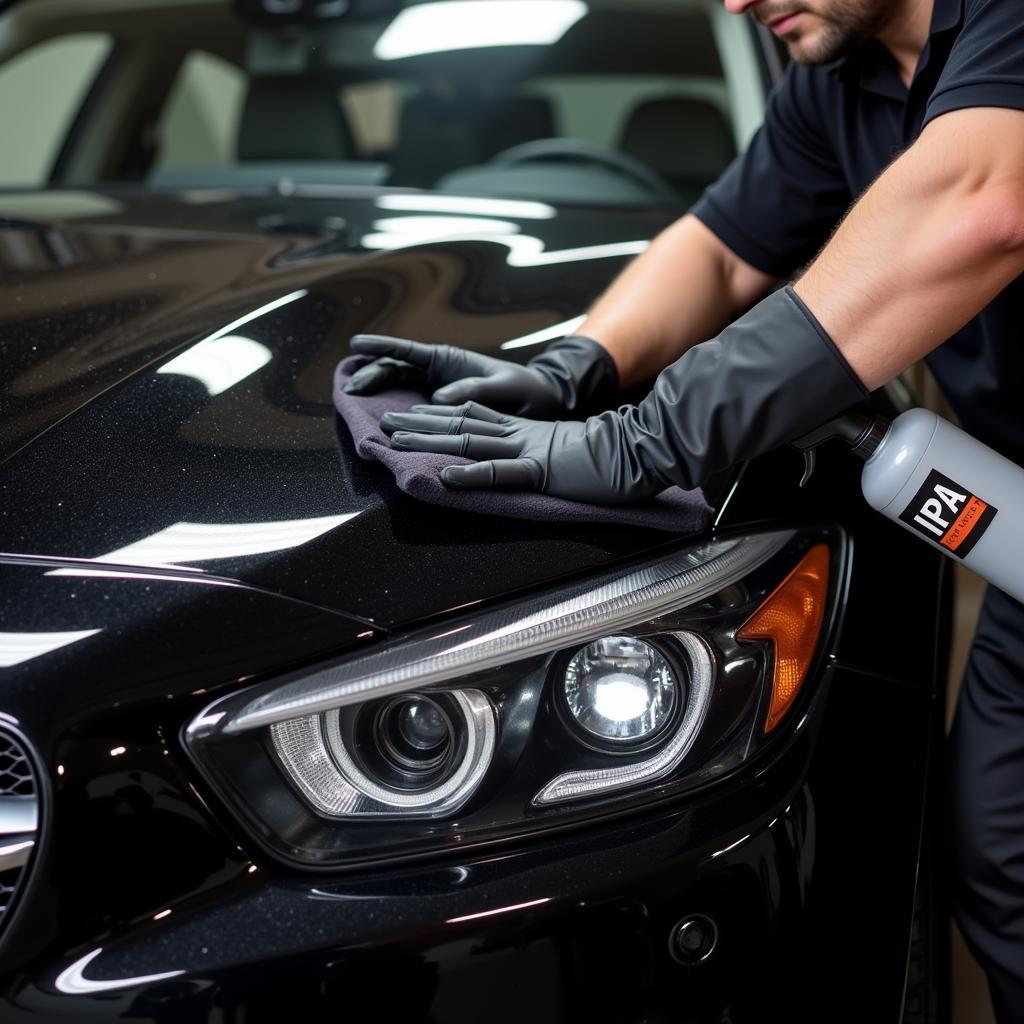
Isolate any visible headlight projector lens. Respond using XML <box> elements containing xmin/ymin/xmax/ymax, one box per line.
<box><xmin>563</xmin><ymin>636</ymin><xmax>679</xmax><ymax>745</ymax></box>
<box><xmin>377</xmin><ymin>695</ymin><xmax>454</xmax><ymax>773</ymax></box>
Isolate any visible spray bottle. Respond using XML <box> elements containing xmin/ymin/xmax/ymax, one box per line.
<box><xmin>794</xmin><ymin>408</ymin><xmax>1024</xmax><ymax>603</ymax></box>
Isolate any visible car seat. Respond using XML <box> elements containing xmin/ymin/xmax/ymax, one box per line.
<box><xmin>388</xmin><ymin>92</ymin><xmax>556</xmax><ymax>188</ymax></box>
<box><xmin>618</xmin><ymin>96</ymin><xmax>736</xmax><ymax>205</ymax></box>
<box><xmin>478</xmin><ymin>96</ymin><xmax>556</xmax><ymax>160</ymax></box>
<box><xmin>237</xmin><ymin>77</ymin><xmax>356</xmax><ymax>161</ymax></box>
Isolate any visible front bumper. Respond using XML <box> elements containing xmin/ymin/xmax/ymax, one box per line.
<box><xmin>2</xmin><ymin>662</ymin><xmax>932</xmax><ymax>1024</ymax></box>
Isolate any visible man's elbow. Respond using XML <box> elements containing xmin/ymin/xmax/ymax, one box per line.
<box><xmin>915</xmin><ymin>109</ymin><xmax>1024</xmax><ymax>256</ymax></box>
<box><xmin>942</xmin><ymin>183</ymin><xmax>1024</xmax><ymax>268</ymax></box>
<box><xmin>967</xmin><ymin>183</ymin><xmax>1024</xmax><ymax>254</ymax></box>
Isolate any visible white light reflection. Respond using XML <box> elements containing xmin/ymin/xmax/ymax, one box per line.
<box><xmin>447</xmin><ymin>897</ymin><xmax>551</xmax><ymax>924</ymax></box>
<box><xmin>504</xmin><ymin>237</ymin><xmax>649</xmax><ymax>267</ymax></box>
<box><xmin>157</xmin><ymin>335</ymin><xmax>272</xmax><ymax>396</ymax></box>
<box><xmin>0</xmin><ymin>840</ymin><xmax>34</xmax><ymax>867</ymax></box>
<box><xmin>0</xmin><ymin>630</ymin><xmax>102</xmax><ymax>668</ymax></box>
<box><xmin>374</xmin><ymin>0</ymin><xmax>586</xmax><ymax>60</ymax></box>
<box><xmin>362</xmin><ymin>217</ymin><xmax>649</xmax><ymax>269</ymax></box>
<box><xmin>204</xmin><ymin>290</ymin><xmax>307</xmax><ymax>344</ymax></box>
<box><xmin>364</xmin><ymin>215</ymin><xmax>520</xmax><ymax>249</ymax></box>
<box><xmin>710</xmin><ymin>834</ymin><xmax>751</xmax><ymax>859</ymax></box>
<box><xmin>309</xmin><ymin>888</ymin><xmax>385</xmax><ymax>902</ymax></box>
<box><xmin>55</xmin><ymin>948</ymin><xmax>184</xmax><ymax>995</ymax></box>
<box><xmin>191</xmin><ymin>711</ymin><xmax>225</xmax><ymax>732</ymax></box>
<box><xmin>376</xmin><ymin>194</ymin><xmax>556</xmax><ymax>220</ymax></box>
<box><xmin>46</xmin><ymin>569</ymin><xmax>232</xmax><ymax>583</ymax></box>
<box><xmin>55</xmin><ymin>514</ymin><xmax>358</xmax><ymax>572</ymax></box>
<box><xmin>153</xmin><ymin>288</ymin><xmax>305</xmax><ymax>395</ymax></box>
<box><xmin>501</xmin><ymin>315</ymin><xmax>587</xmax><ymax>351</ymax></box>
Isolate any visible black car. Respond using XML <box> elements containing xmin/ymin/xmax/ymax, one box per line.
<box><xmin>0</xmin><ymin>1</ymin><xmax>948</xmax><ymax>1021</ymax></box>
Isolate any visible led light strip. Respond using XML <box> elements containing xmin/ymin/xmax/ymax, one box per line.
<box><xmin>270</xmin><ymin>690</ymin><xmax>496</xmax><ymax>817</ymax></box>
<box><xmin>212</xmin><ymin>531</ymin><xmax>792</xmax><ymax>737</ymax></box>
<box><xmin>532</xmin><ymin>632</ymin><xmax>714</xmax><ymax>805</ymax></box>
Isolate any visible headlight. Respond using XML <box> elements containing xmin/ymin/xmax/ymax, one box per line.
<box><xmin>562</xmin><ymin>635</ymin><xmax>679</xmax><ymax>747</ymax></box>
<box><xmin>536</xmin><ymin>631</ymin><xmax>713</xmax><ymax>806</ymax></box>
<box><xmin>186</xmin><ymin>528</ymin><xmax>843</xmax><ymax>868</ymax></box>
<box><xmin>272</xmin><ymin>689</ymin><xmax>495</xmax><ymax>817</ymax></box>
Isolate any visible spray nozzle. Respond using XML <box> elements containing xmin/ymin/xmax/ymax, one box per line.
<box><xmin>791</xmin><ymin>409</ymin><xmax>890</xmax><ymax>487</ymax></box>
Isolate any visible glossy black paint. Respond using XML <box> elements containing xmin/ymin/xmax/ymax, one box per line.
<box><xmin>1</xmin><ymin>190</ymin><xmax>690</xmax><ymax>628</ymax></box>
<box><xmin>0</xmin><ymin>189</ymin><xmax>948</xmax><ymax>1021</ymax></box>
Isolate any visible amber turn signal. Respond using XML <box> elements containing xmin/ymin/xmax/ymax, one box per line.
<box><xmin>737</xmin><ymin>544</ymin><xmax>830</xmax><ymax>733</ymax></box>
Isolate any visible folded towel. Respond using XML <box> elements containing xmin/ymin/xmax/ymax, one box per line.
<box><xmin>334</xmin><ymin>356</ymin><xmax>712</xmax><ymax>533</ymax></box>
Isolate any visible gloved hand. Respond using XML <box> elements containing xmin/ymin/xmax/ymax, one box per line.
<box><xmin>379</xmin><ymin>287</ymin><xmax>869</xmax><ymax>501</ymax></box>
<box><xmin>383</xmin><ymin>403</ymin><xmax>658</xmax><ymax>503</ymax></box>
<box><xmin>344</xmin><ymin>333</ymin><xmax>618</xmax><ymax>418</ymax></box>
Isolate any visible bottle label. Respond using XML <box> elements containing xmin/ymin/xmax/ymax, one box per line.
<box><xmin>898</xmin><ymin>468</ymin><xmax>998</xmax><ymax>558</ymax></box>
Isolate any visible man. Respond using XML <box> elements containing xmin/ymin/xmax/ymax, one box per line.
<box><xmin>345</xmin><ymin>0</ymin><xmax>1024</xmax><ymax>1014</ymax></box>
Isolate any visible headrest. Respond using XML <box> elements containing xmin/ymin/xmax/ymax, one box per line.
<box><xmin>238</xmin><ymin>77</ymin><xmax>355</xmax><ymax>161</ymax></box>
<box><xmin>478</xmin><ymin>96</ymin><xmax>556</xmax><ymax>158</ymax></box>
<box><xmin>619</xmin><ymin>96</ymin><xmax>736</xmax><ymax>188</ymax></box>
<box><xmin>389</xmin><ymin>93</ymin><xmax>480</xmax><ymax>187</ymax></box>
<box><xmin>389</xmin><ymin>92</ymin><xmax>556</xmax><ymax>187</ymax></box>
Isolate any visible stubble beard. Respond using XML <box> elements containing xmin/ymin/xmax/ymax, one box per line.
<box><xmin>763</xmin><ymin>0</ymin><xmax>893</xmax><ymax>64</ymax></box>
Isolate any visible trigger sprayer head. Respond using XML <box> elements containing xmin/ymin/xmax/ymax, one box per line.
<box><xmin>791</xmin><ymin>409</ymin><xmax>890</xmax><ymax>487</ymax></box>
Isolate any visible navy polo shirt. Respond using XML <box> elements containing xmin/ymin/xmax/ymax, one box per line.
<box><xmin>692</xmin><ymin>0</ymin><xmax>1024</xmax><ymax>465</ymax></box>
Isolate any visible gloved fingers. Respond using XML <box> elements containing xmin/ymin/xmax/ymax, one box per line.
<box><xmin>350</xmin><ymin>335</ymin><xmax>435</xmax><ymax>365</ymax></box>
<box><xmin>380</xmin><ymin>410</ymin><xmax>507</xmax><ymax>438</ymax></box>
<box><xmin>343</xmin><ymin>356</ymin><xmax>422</xmax><ymax>395</ymax></box>
<box><xmin>441</xmin><ymin>458</ymin><xmax>544</xmax><ymax>491</ymax></box>
<box><xmin>407</xmin><ymin>401</ymin><xmax>508</xmax><ymax>424</ymax></box>
<box><xmin>389</xmin><ymin>431</ymin><xmax>520</xmax><ymax>460</ymax></box>
<box><xmin>431</xmin><ymin>377</ymin><xmax>492</xmax><ymax>406</ymax></box>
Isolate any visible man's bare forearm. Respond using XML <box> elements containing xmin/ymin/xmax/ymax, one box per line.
<box><xmin>580</xmin><ymin>213</ymin><xmax>778</xmax><ymax>387</ymax></box>
<box><xmin>796</xmin><ymin>107</ymin><xmax>1024</xmax><ymax>391</ymax></box>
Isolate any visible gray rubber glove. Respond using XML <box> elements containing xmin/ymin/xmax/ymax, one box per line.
<box><xmin>344</xmin><ymin>334</ymin><xmax>618</xmax><ymax>418</ymax></box>
<box><xmin>379</xmin><ymin>287</ymin><xmax>868</xmax><ymax>501</ymax></box>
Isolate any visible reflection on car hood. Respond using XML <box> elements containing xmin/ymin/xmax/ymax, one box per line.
<box><xmin>0</xmin><ymin>188</ymin><xmax>687</xmax><ymax>628</ymax></box>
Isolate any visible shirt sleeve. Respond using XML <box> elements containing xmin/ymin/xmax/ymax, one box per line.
<box><xmin>925</xmin><ymin>0</ymin><xmax>1024</xmax><ymax>125</ymax></box>
<box><xmin>691</xmin><ymin>64</ymin><xmax>852</xmax><ymax>278</ymax></box>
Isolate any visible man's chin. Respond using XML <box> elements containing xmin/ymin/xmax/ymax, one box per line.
<box><xmin>787</xmin><ymin>41</ymin><xmax>821</xmax><ymax>64</ymax></box>
<box><xmin>785</xmin><ymin>30</ymin><xmax>841</xmax><ymax>65</ymax></box>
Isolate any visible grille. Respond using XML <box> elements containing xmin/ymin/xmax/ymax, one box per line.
<box><xmin>0</xmin><ymin>733</ymin><xmax>35</xmax><ymax>797</ymax></box>
<box><xmin>0</xmin><ymin>728</ymin><xmax>39</xmax><ymax>941</ymax></box>
<box><xmin>0</xmin><ymin>871</ymin><xmax>19</xmax><ymax>918</ymax></box>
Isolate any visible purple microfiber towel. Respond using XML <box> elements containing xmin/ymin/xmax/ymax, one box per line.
<box><xmin>334</xmin><ymin>356</ymin><xmax>712</xmax><ymax>533</ymax></box>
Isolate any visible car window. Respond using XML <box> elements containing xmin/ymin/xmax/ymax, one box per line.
<box><xmin>0</xmin><ymin>1</ymin><xmax>769</xmax><ymax>207</ymax></box>
<box><xmin>0</xmin><ymin>33</ymin><xmax>112</xmax><ymax>189</ymax></box>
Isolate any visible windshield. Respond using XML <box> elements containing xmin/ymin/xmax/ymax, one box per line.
<box><xmin>0</xmin><ymin>0</ymin><xmax>768</xmax><ymax>206</ymax></box>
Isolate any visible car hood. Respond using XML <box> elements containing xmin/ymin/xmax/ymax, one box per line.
<box><xmin>0</xmin><ymin>188</ymin><xmax>693</xmax><ymax>629</ymax></box>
